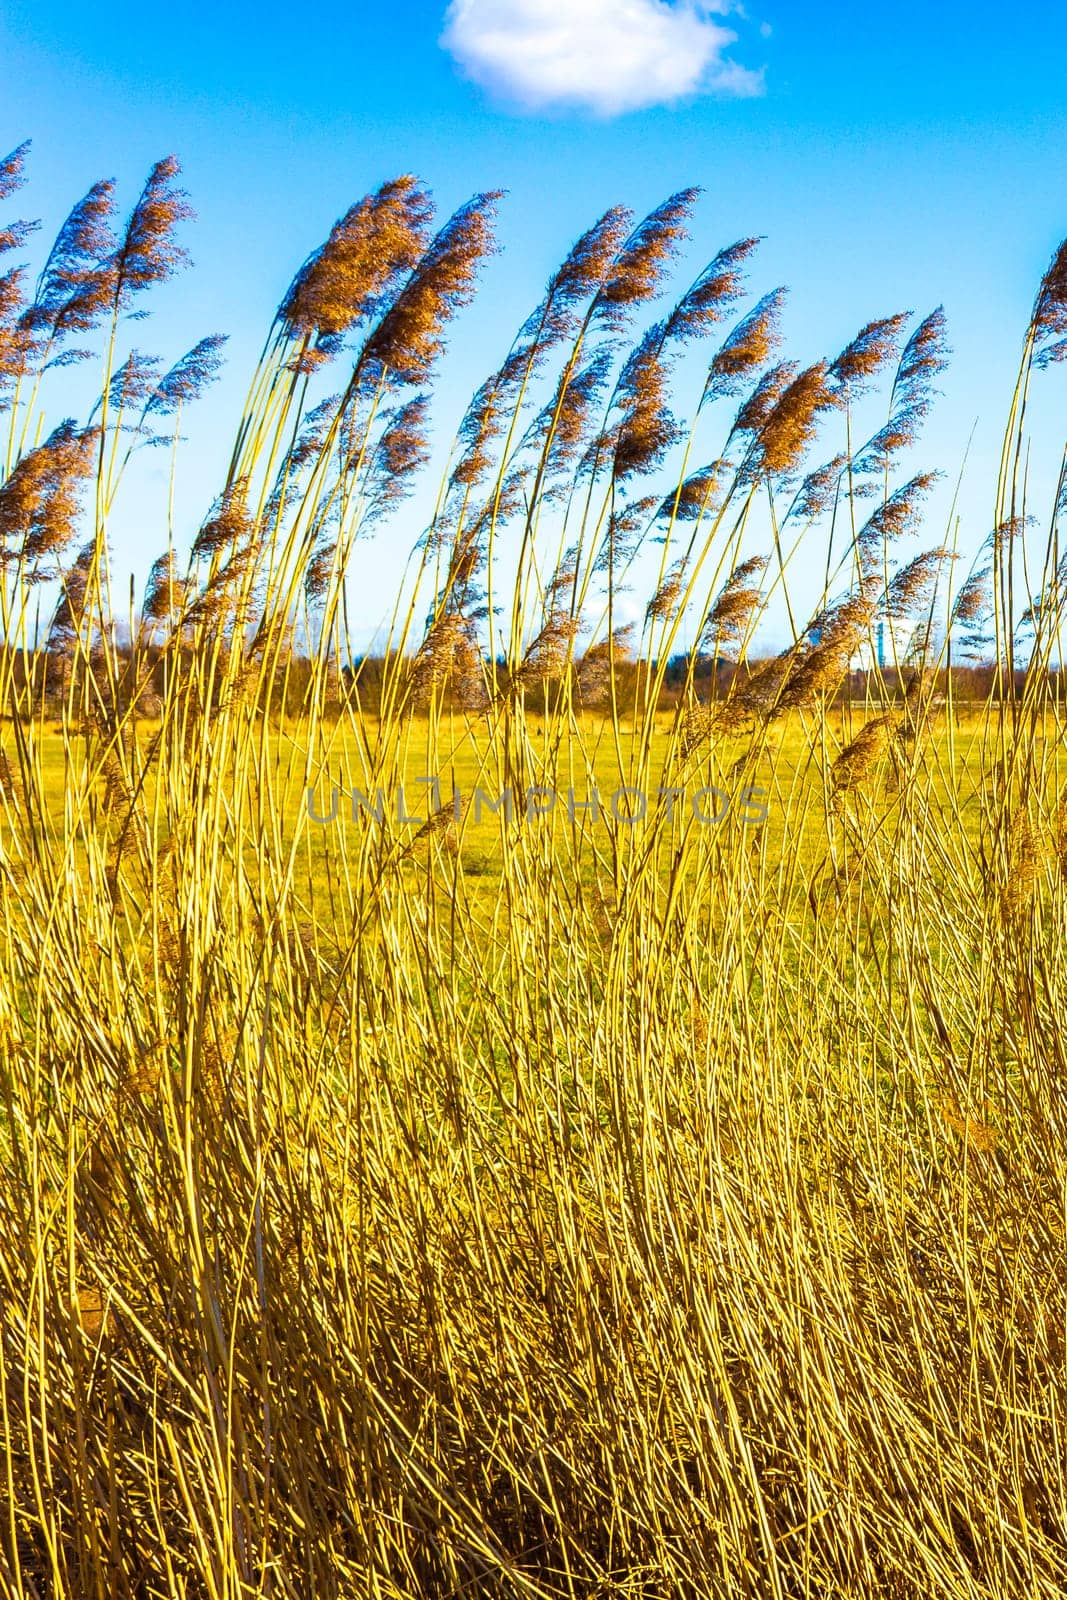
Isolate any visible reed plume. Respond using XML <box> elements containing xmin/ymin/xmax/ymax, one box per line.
<box><xmin>659</xmin><ymin>462</ymin><xmax>725</xmax><ymax>522</ymax></box>
<box><xmin>883</xmin><ymin>546</ymin><xmax>954</xmax><ymax>620</ymax></box>
<box><xmin>358</xmin><ymin>191</ymin><xmax>501</xmax><ymax>385</ymax></box>
<box><xmin>1031</xmin><ymin>237</ymin><xmax>1067</xmax><ymax>367</ymax></box>
<box><xmin>111</xmin><ymin>155</ymin><xmax>192</xmax><ymax>308</ymax></box>
<box><xmin>576</xmin><ymin>626</ymin><xmax>632</xmax><ymax>706</ymax></box>
<box><xmin>749</xmin><ymin>360</ymin><xmax>839</xmax><ymax>478</ymax></box>
<box><xmin>855</xmin><ymin>471</ymin><xmax>940</xmax><ymax>571</ymax></box>
<box><xmin>593</xmin><ymin>189</ymin><xmax>698</xmax><ymax>327</ymax></box>
<box><xmin>830</xmin><ymin>312</ymin><xmax>909</xmax><ymax>393</ymax></box>
<box><xmin>145</xmin><ymin>334</ymin><xmax>228</xmax><ymax>416</ymax></box>
<box><xmin>0</xmin><ymin>419</ymin><xmax>97</xmax><ymax>573</ymax></box>
<box><xmin>703</xmin><ymin>555</ymin><xmax>768</xmax><ymax>658</ymax></box>
<box><xmin>831</xmin><ymin>713</ymin><xmax>897</xmax><ymax>802</ymax></box>
<box><xmin>278</xmin><ymin>176</ymin><xmax>434</xmax><ymax>355</ymax></box>
<box><xmin>23</xmin><ymin>178</ymin><xmax>118</xmax><ymax>345</ymax></box>
<box><xmin>704</xmin><ymin>287</ymin><xmax>787</xmax><ymax>404</ymax></box>
<box><xmin>645</xmin><ymin>558</ymin><xmax>687</xmax><ymax>624</ymax></box>
<box><xmin>855</xmin><ymin>308</ymin><xmax>950</xmax><ymax>471</ymax></box>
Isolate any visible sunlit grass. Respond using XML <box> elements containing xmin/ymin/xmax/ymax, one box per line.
<box><xmin>1</xmin><ymin>140</ymin><xmax>1066</xmax><ymax>1598</ymax></box>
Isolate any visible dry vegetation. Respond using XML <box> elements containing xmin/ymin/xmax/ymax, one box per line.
<box><xmin>1</xmin><ymin>140</ymin><xmax>1067</xmax><ymax>1598</ymax></box>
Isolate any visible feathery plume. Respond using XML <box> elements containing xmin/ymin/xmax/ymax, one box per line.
<box><xmin>410</xmin><ymin>610</ymin><xmax>484</xmax><ymax>702</ymax></box>
<box><xmin>594</xmin><ymin>189</ymin><xmax>698</xmax><ymax>329</ymax></box>
<box><xmin>26</xmin><ymin>180</ymin><xmax>118</xmax><ymax>341</ymax></box>
<box><xmin>748</xmin><ymin>588</ymin><xmax>879</xmax><ymax>718</ymax></box>
<box><xmin>102</xmin><ymin>350</ymin><xmax>162</xmax><ymax>415</ymax></box>
<box><xmin>750</xmin><ymin>361</ymin><xmax>839</xmax><ymax>478</ymax></box>
<box><xmin>952</xmin><ymin>564</ymin><xmax>992</xmax><ymax>626</ymax></box>
<box><xmin>993</xmin><ymin>513</ymin><xmax>1031</xmax><ymax>553</ymax></box>
<box><xmin>883</xmin><ymin>546</ymin><xmax>954</xmax><ymax>621</ymax></box>
<box><xmin>279</xmin><ymin>176</ymin><xmax>434</xmax><ymax>350</ymax></box>
<box><xmin>830</xmin><ymin>313</ymin><xmax>909</xmax><ymax>393</ymax></box>
<box><xmin>855</xmin><ymin>472</ymin><xmax>940</xmax><ymax>570</ymax></box>
<box><xmin>731</xmin><ymin>359</ymin><xmax>799</xmax><ymax>440</ymax></box>
<box><xmin>659</xmin><ymin>462</ymin><xmax>725</xmax><ymax>522</ymax></box>
<box><xmin>853</xmin><ymin>309</ymin><xmax>950</xmax><ymax>473</ymax></box>
<box><xmin>451</xmin><ymin>345</ymin><xmax>532</xmax><ymax>488</ymax></box>
<box><xmin>645</xmin><ymin>558</ymin><xmax>688</xmax><ymax>625</ymax></box>
<box><xmin>517</xmin><ymin>558</ymin><xmax>580</xmax><ymax>685</ymax></box>
<box><xmin>540</xmin><ymin>205</ymin><xmax>634</xmax><ymax>339</ymax></box>
<box><xmin>0</xmin><ymin>420</ymin><xmax>96</xmax><ymax>574</ymax></box>
<box><xmin>1003</xmin><ymin>810</ymin><xmax>1043</xmax><ymax>921</ymax></box>
<box><xmin>791</xmin><ymin>453</ymin><xmax>847</xmax><ymax>521</ymax></box>
<box><xmin>592</xmin><ymin>493</ymin><xmax>657</xmax><ymax>574</ymax></box>
<box><xmin>146</xmin><ymin>334</ymin><xmax>227</xmax><ymax>416</ymax></box>
<box><xmin>1032</xmin><ymin>238</ymin><xmax>1067</xmax><ymax>368</ymax></box>
<box><xmin>450</xmin><ymin>208</ymin><xmax>634</xmax><ymax>491</ymax></box>
<box><xmin>185</xmin><ymin>547</ymin><xmax>254</xmax><ymax>629</ymax></box>
<box><xmin>704</xmin><ymin>288</ymin><xmax>787</xmax><ymax>405</ymax></box>
<box><xmin>0</xmin><ymin>142</ymin><xmax>31</xmax><ymax>202</ymax></box>
<box><xmin>361</xmin><ymin>394</ymin><xmax>432</xmax><ymax>523</ymax></box>
<box><xmin>664</xmin><ymin>237</ymin><xmax>760</xmax><ymax>342</ymax></box>
<box><xmin>537</xmin><ymin>348</ymin><xmax>613</xmax><ymax>479</ymax></box>
<box><xmin>894</xmin><ymin>308</ymin><xmax>950</xmax><ymax>409</ymax></box>
<box><xmin>831</xmin><ymin>714</ymin><xmax>897</xmax><ymax>801</ymax></box>
<box><xmin>577</xmin><ymin>627</ymin><xmax>633</xmax><ymax>706</ymax></box>
<box><xmin>142</xmin><ymin>550</ymin><xmax>189</xmax><ymax>625</ymax></box>
<box><xmin>359</xmin><ymin>192</ymin><xmax>501</xmax><ymax>386</ymax></box>
<box><xmin>703</xmin><ymin>555</ymin><xmax>768</xmax><ymax>658</ymax></box>
<box><xmin>112</xmin><ymin>156</ymin><xmax>192</xmax><ymax>307</ymax></box>
<box><xmin>193</xmin><ymin>479</ymin><xmax>253</xmax><ymax>558</ymax></box>
<box><xmin>613</xmin><ymin>334</ymin><xmax>677</xmax><ymax>480</ymax></box>
<box><xmin>47</xmin><ymin>540</ymin><xmax>96</xmax><ymax>653</ymax></box>
<box><xmin>0</xmin><ymin>269</ymin><xmax>30</xmax><ymax>399</ymax></box>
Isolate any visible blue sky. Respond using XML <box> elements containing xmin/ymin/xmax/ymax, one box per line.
<box><xmin>2</xmin><ymin>0</ymin><xmax>1066</xmax><ymax>650</ymax></box>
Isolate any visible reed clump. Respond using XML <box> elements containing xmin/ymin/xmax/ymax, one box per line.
<box><xmin>1</xmin><ymin>141</ymin><xmax>1066</xmax><ymax>1600</ymax></box>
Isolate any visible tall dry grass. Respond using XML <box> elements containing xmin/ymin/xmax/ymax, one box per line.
<box><xmin>1</xmin><ymin>141</ymin><xmax>1066</xmax><ymax>1597</ymax></box>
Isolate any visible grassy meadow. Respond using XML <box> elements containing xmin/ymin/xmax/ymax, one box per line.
<box><xmin>1</xmin><ymin>142</ymin><xmax>1067</xmax><ymax>1599</ymax></box>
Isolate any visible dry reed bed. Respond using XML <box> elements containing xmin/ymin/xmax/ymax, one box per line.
<box><xmin>0</xmin><ymin>141</ymin><xmax>1066</xmax><ymax>1597</ymax></box>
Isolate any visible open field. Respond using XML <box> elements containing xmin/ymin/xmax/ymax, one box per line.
<box><xmin>2</xmin><ymin>142</ymin><xmax>1067</xmax><ymax>1598</ymax></box>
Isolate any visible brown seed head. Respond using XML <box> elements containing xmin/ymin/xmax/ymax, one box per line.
<box><xmin>613</xmin><ymin>337</ymin><xmax>677</xmax><ymax>480</ymax></box>
<box><xmin>660</xmin><ymin>462</ymin><xmax>726</xmax><ymax>523</ymax></box>
<box><xmin>359</xmin><ymin>191</ymin><xmax>501</xmax><ymax>386</ymax></box>
<box><xmin>883</xmin><ymin>546</ymin><xmax>954</xmax><ymax>620</ymax></box>
<box><xmin>856</xmin><ymin>472</ymin><xmax>940</xmax><ymax>567</ymax></box>
<box><xmin>1003</xmin><ymin>809</ymin><xmax>1044</xmax><ymax>921</ymax></box>
<box><xmin>113</xmin><ymin>156</ymin><xmax>192</xmax><ymax>306</ymax></box>
<box><xmin>952</xmin><ymin>564</ymin><xmax>991</xmax><ymax>626</ymax></box>
<box><xmin>1032</xmin><ymin>237</ymin><xmax>1067</xmax><ymax>367</ymax></box>
<box><xmin>830</xmin><ymin>313</ymin><xmax>909</xmax><ymax>393</ymax></box>
<box><xmin>27</xmin><ymin>179</ymin><xmax>118</xmax><ymax>339</ymax></box>
<box><xmin>0</xmin><ymin>421</ymin><xmax>97</xmax><ymax>574</ymax></box>
<box><xmin>704</xmin><ymin>555</ymin><xmax>768</xmax><ymax>658</ymax></box>
<box><xmin>830</xmin><ymin>714</ymin><xmax>896</xmax><ymax>800</ymax></box>
<box><xmin>594</xmin><ymin>189</ymin><xmax>698</xmax><ymax>328</ymax></box>
<box><xmin>752</xmin><ymin>361</ymin><xmax>839</xmax><ymax>478</ymax></box>
<box><xmin>645</xmin><ymin>558</ymin><xmax>688</xmax><ymax>625</ymax></box>
<box><xmin>193</xmin><ymin>480</ymin><xmax>253</xmax><ymax>559</ymax></box>
<box><xmin>0</xmin><ymin>142</ymin><xmax>31</xmax><ymax>202</ymax></box>
<box><xmin>705</xmin><ymin>288</ymin><xmax>787</xmax><ymax>403</ymax></box>
<box><xmin>280</xmin><ymin>176</ymin><xmax>434</xmax><ymax>346</ymax></box>
<box><xmin>665</xmin><ymin>236</ymin><xmax>761</xmax><ymax>342</ymax></box>
<box><xmin>142</xmin><ymin>550</ymin><xmax>189</xmax><ymax>624</ymax></box>
<box><xmin>146</xmin><ymin>334</ymin><xmax>227</xmax><ymax>416</ymax></box>
<box><xmin>792</xmin><ymin>453</ymin><xmax>847</xmax><ymax>521</ymax></box>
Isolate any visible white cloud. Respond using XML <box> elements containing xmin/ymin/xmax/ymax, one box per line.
<box><xmin>441</xmin><ymin>0</ymin><xmax>764</xmax><ymax>117</ymax></box>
